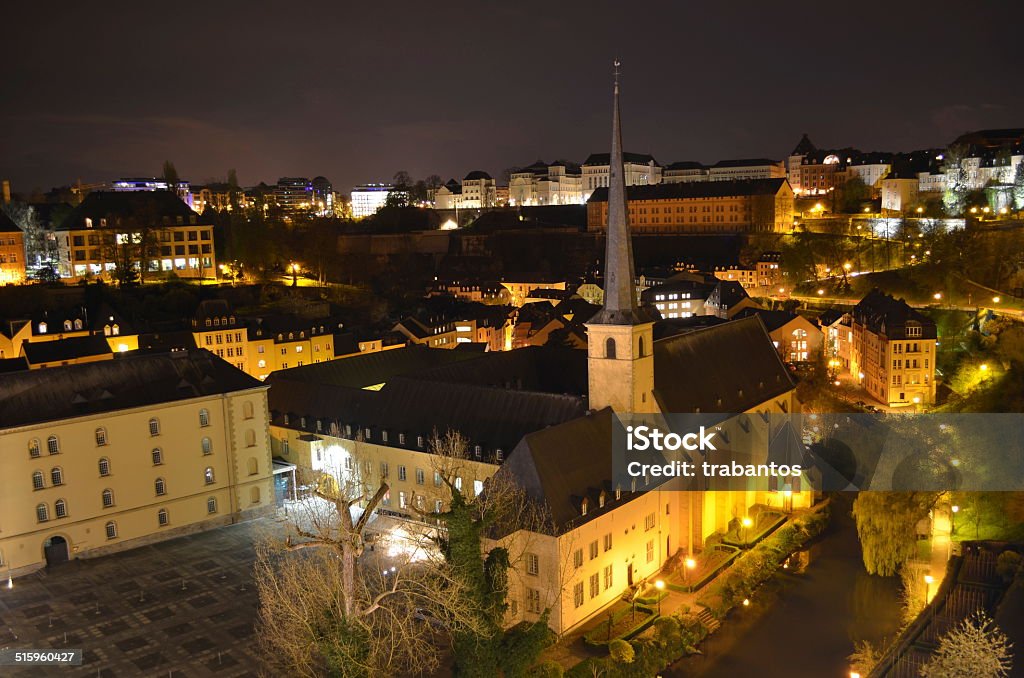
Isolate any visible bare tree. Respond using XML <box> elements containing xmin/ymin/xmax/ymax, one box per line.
<box><xmin>256</xmin><ymin>456</ymin><xmax>494</xmax><ymax>676</ymax></box>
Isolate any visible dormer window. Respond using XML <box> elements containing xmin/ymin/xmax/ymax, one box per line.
<box><xmin>581</xmin><ymin>498</ymin><xmax>588</xmax><ymax>516</ymax></box>
<box><xmin>64</xmin><ymin>320</ymin><xmax>72</xmax><ymax>331</ymax></box>
<box><xmin>615</xmin><ymin>485</ymin><xmax>621</xmax><ymax>500</ymax></box>
<box><xmin>73</xmin><ymin>319</ymin><xmax>83</xmax><ymax>330</ymax></box>
<box><xmin>205</xmin><ymin>318</ymin><xmax>212</xmax><ymax>327</ymax></box>
<box><xmin>599</xmin><ymin>491</ymin><xmax>606</xmax><ymax>508</ymax></box>
<box><xmin>38</xmin><ymin>322</ymin><xmax>47</xmax><ymax>334</ymax></box>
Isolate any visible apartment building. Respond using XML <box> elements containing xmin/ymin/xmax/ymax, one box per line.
<box><xmin>586</xmin><ymin>179</ymin><xmax>794</xmax><ymax>234</ymax></box>
<box><xmin>849</xmin><ymin>290</ymin><xmax>937</xmax><ymax>407</ymax></box>
<box><xmin>54</xmin><ymin>191</ymin><xmax>216</xmax><ymax>281</ymax></box>
<box><xmin>0</xmin><ymin>211</ymin><xmax>25</xmax><ymax>284</ymax></box>
<box><xmin>0</xmin><ymin>350</ymin><xmax>273</xmax><ymax>577</ymax></box>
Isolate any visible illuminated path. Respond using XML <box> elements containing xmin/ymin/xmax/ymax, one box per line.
<box><xmin>666</xmin><ymin>494</ymin><xmax>904</xmax><ymax>678</ymax></box>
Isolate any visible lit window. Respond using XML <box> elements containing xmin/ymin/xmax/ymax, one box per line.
<box><xmin>204</xmin><ymin>467</ymin><xmax>215</xmax><ymax>484</ymax></box>
<box><xmin>199</xmin><ymin>409</ymin><xmax>210</xmax><ymax>427</ymax></box>
<box><xmin>29</xmin><ymin>439</ymin><xmax>41</xmax><ymax>457</ymax></box>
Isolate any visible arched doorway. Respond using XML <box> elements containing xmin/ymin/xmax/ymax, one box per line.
<box><xmin>44</xmin><ymin>535</ymin><xmax>69</xmax><ymax>566</ymax></box>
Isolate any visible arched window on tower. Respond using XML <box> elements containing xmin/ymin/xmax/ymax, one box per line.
<box><xmin>605</xmin><ymin>337</ymin><xmax>616</xmax><ymax>359</ymax></box>
<box><xmin>638</xmin><ymin>336</ymin><xmax>645</xmax><ymax>358</ymax></box>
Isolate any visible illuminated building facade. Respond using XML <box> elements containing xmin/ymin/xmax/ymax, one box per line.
<box><xmin>351</xmin><ymin>184</ymin><xmax>399</xmax><ymax>217</ymax></box>
<box><xmin>582</xmin><ymin>152</ymin><xmax>661</xmax><ymax>199</ymax></box>
<box><xmin>54</xmin><ymin>191</ymin><xmax>216</xmax><ymax>281</ymax></box>
<box><xmin>0</xmin><ymin>351</ymin><xmax>273</xmax><ymax>577</ymax></box>
<box><xmin>586</xmin><ymin>178</ymin><xmax>794</xmax><ymax>234</ymax></box>
<box><xmin>848</xmin><ymin>290</ymin><xmax>937</xmax><ymax>407</ymax></box>
<box><xmin>0</xmin><ymin>210</ymin><xmax>26</xmax><ymax>284</ymax></box>
<box><xmin>509</xmin><ymin>162</ymin><xmax>583</xmax><ymax>206</ymax></box>
<box><xmin>273</xmin><ymin>177</ymin><xmax>314</xmax><ymax>213</ymax></box>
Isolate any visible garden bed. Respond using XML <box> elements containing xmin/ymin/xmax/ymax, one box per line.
<box><xmin>583</xmin><ymin>602</ymin><xmax>658</xmax><ymax>646</ymax></box>
<box><xmin>666</xmin><ymin>544</ymin><xmax>741</xmax><ymax>593</ymax></box>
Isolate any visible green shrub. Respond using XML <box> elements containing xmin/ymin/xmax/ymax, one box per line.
<box><xmin>609</xmin><ymin>639</ymin><xmax>635</xmax><ymax>664</ymax></box>
<box><xmin>653</xmin><ymin>616</ymin><xmax>681</xmax><ymax>645</ymax></box>
<box><xmin>527</xmin><ymin>660</ymin><xmax>565</xmax><ymax>677</ymax></box>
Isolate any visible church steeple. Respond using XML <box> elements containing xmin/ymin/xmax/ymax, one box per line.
<box><xmin>585</xmin><ymin>63</ymin><xmax>657</xmax><ymax>414</ymax></box>
<box><xmin>591</xmin><ymin>61</ymin><xmax>650</xmax><ymax>326</ymax></box>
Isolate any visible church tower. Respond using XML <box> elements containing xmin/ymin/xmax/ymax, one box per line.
<box><xmin>585</xmin><ymin>63</ymin><xmax>657</xmax><ymax>414</ymax></box>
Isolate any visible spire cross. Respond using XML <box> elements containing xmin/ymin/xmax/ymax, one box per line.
<box><xmin>613</xmin><ymin>60</ymin><xmax>621</xmax><ymax>87</ymax></box>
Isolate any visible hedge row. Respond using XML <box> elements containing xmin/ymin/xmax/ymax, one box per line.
<box><xmin>582</xmin><ymin>604</ymin><xmax>657</xmax><ymax>646</ymax></box>
<box><xmin>567</xmin><ymin>615</ymin><xmax>708</xmax><ymax>678</ymax></box>
<box><xmin>699</xmin><ymin>503</ymin><xmax>831</xmax><ymax>618</ymax></box>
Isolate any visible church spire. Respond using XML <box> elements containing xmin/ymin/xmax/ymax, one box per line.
<box><xmin>592</xmin><ymin>60</ymin><xmax>647</xmax><ymax>325</ymax></box>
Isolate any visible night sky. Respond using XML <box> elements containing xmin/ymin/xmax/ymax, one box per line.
<box><xmin>3</xmin><ymin>1</ymin><xmax>1023</xmax><ymax>195</ymax></box>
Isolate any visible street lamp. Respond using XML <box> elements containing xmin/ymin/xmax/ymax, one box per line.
<box><xmin>290</xmin><ymin>262</ymin><xmax>300</xmax><ymax>287</ymax></box>
<box><xmin>992</xmin><ymin>296</ymin><xmax>1001</xmax><ymax>304</ymax></box>
<box><xmin>654</xmin><ymin>579</ymin><xmax>665</xmax><ymax>615</ymax></box>
<box><xmin>741</xmin><ymin>516</ymin><xmax>753</xmax><ymax>543</ymax></box>
<box><xmin>933</xmin><ymin>292</ymin><xmax>942</xmax><ymax>300</ymax></box>
<box><xmin>951</xmin><ymin>504</ymin><xmax>959</xmax><ymax>537</ymax></box>
<box><xmin>684</xmin><ymin>558</ymin><xmax>696</xmax><ymax>588</ymax></box>
<box><xmin>924</xmin><ymin>574</ymin><xmax>934</xmax><ymax>601</ymax></box>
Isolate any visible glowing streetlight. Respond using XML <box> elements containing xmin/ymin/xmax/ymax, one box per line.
<box><xmin>742</xmin><ymin>598</ymin><xmax>750</xmax><ymax>607</ymax></box>
<box><xmin>742</xmin><ymin>516</ymin><xmax>753</xmax><ymax>542</ymax></box>
<box><xmin>924</xmin><ymin>574</ymin><xmax>934</xmax><ymax>601</ymax></box>
<box><xmin>817</xmin><ymin>288</ymin><xmax>825</xmax><ymax>295</ymax></box>
<box><xmin>654</xmin><ymin>579</ymin><xmax>665</xmax><ymax>614</ymax></box>
<box><xmin>980</xmin><ymin>363</ymin><xmax>989</xmax><ymax>372</ymax></box>
<box><xmin>933</xmin><ymin>292</ymin><xmax>942</xmax><ymax>300</ymax></box>
<box><xmin>684</xmin><ymin>558</ymin><xmax>696</xmax><ymax>588</ymax></box>
<box><xmin>851</xmin><ymin>672</ymin><xmax>862</xmax><ymax>678</ymax></box>
<box><xmin>992</xmin><ymin>296</ymin><xmax>1001</xmax><ymax>303</ymax></box>
<box><xmin>970</xmin><ymin>207</ymin><xmax>978</xmax><ymax>214</ymax></box>
<box><xmin>916</xmin><ymin>206</ymin><xmax>924</xmax><ymax>214</ymax></box>
<box><xmin>951</xmin><ymin>505</ymin><xmax>959</xmax><ymax>513</ymax></box>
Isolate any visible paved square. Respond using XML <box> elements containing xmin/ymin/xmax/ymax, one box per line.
<box><xmin>0</xmin><ymin>517</ymin><xmax>288</xmax><ymax>677</ymax></box>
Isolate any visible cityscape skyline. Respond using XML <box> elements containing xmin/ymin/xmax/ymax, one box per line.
<box><xmin>4</xmin><ymin>1</ymin><xmax>1024</xmax><ymax>192</ymax></box>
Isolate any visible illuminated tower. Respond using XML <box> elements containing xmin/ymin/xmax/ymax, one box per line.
<box><xmin>585</xmin><ymin>63</ymin><xmax>657</xmax><ymax>414</ymax></box>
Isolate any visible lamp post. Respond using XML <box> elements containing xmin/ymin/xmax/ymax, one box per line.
<box><xmin>924</xmin><ymin>574</ymin><xmax>934</xmax><ymax>602</ymax></box>
<box><xmin>290</xmin><ymin>262</ymin><xmax>299</xmax><ymax>287</ymax></box>
<box><xmin>684</xmin><ymin>558</ymin><xmax>696</xmax><ymax>589</ymax></box>
<box><xmin>741</xmin><ymin>516</ymin><xmax>753</xmax><ymax>544</ymax></box>
<box><xmin>654</xmin><ymin>579</ymin><xmax>665</xmax><ymax>615</ymax></box>
<box><xmin>951</xmin><ymin>504</ymin><xmax>959</xmax><ymax>538</ymax></box>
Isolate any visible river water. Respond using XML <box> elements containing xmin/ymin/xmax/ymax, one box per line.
<box><xmin>666</xmin><ymin>493</ymin><xmax>904</xmax><ymax>678</ymax></box>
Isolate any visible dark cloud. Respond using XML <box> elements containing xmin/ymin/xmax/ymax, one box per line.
<box><xmin>2</xmin><ymin>0</ymin><xmax>1022</xmax><ymax>193</ymax></box>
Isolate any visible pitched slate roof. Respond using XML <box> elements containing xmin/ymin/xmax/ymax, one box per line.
<box><xmin>0</xmin><ymin>210</ymin><xmax>22</xmax><ymax>233</ymax></box>
<box><xmin>267</xmin><ymin>369</ymin><xmax>587</xmax><ymax>463</ymax></box>
<box><xmin>653</xmin><ymin>315</ymin><xmax>795</xmax><ymax>415</ymax></box>
<box><xmin>583</xmin><ymin>152</ymin><xmax>659</xmax><ymax>166</ymax></box>
<box><xmin>464</xmin><ymin>170</ymin><xmax>492</xmax><ymax>181</ymax></box>
<box><xmin>665</xmin><ymin>161</ymin><xmax>706</xmax><ymax>171</ymax></box>
<box><xmin>403</xmin><ymin>345</ymin><xmax>588</xmax><ymax>396</ymax></box>
<box><xmin>269</xmin><ymin>345</ymin><xmax>481</xmax><ymax>389</ymax></box>
<box><xmin>732</xmin><ymin>308</ymin><xmax>804</xmax><ymax>332</ymax></box>
<box><xmin>791</xmin><ymin>133</ymin><xmax>816</xmax><ymax>156</ymax></box>
<box><xmin>498</xmin><ymin>408</ymin><xmax>666</xmax><ymax>530</ymax></box>
<box><xmin>587</xmin><ymin>178</ymin><xmax>789</xmax><ymax>203</ymax></box>
<box><xmin>711</xmin><ymin>158</ymin><xmax>780</xmax><ymax>168</ymax></box>
<box><xmin>852</xmin><ymin>289</ymin><xmax>937</xmax><ymax>340</ymax></box>
<box><xmin>57</xmin><ymin>191</ymin><xmax>203</xmax><ymax>231</ymax></box>
<box><xmin>22</xmin><ymin>335</ymin><xmax>113</xmax><ymax>365</ymax></box>
<box><xmin>0</xmin><ymin>349</ymin><xmax>265</xmax><ymax>429</ymax></box>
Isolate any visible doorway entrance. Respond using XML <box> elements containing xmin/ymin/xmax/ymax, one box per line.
<box><xmin>44</xmin><ymin>535</ymin><xmax>69</xmax><ymax>566</ymax></box>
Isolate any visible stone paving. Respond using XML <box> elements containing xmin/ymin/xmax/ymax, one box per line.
<box><xmin>0</xmin><ymin>517</ymin><xmax>289</xmax><ymax>677</ymax></box>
